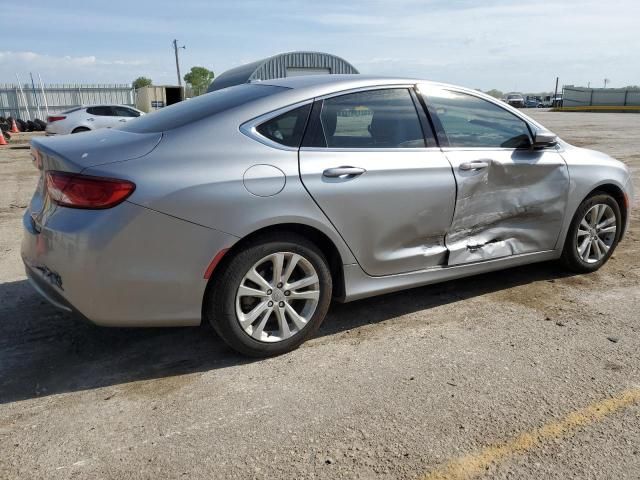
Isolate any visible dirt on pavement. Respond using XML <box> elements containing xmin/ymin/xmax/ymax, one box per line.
<box><xmin>1</xmin><ymin>114</ymin><xmax>639</xmax><ymax>479</ymax></box>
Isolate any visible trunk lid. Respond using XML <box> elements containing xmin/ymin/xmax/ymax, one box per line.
<box><xmin>32</xmin><ymin>128</ymin><xmax>162</xmax><ymax>173</ymax></box>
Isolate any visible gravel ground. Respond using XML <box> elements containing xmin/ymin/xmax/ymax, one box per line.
<box><xmin>1</xmin><ymin>113</ymin><xmax>639</xmax><ymax>479</ymax></box>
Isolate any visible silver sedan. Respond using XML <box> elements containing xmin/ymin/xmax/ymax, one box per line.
<box><xmin>22</xmin><ymin>75</ymin><xmax>634</xmax><ymax>356</ymax></box>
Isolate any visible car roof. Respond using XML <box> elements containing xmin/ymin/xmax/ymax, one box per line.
<box><xmin>259</xmin><ymin>74</ymin><xmax>434</xmax><ymax>94</ymax></box>
<box><xmin>257</xmin><ymin>74</ymin><xmax>496</xmax><ymax>103</ymax></box>
<box><xmin>80</xmin><ymin>104</ymin><xmax>139</xmax><ymax>109</ymax></box>
<box><xmin>253</xmin><ymin>75</ymin><xmax>546</xmax><ymax>131</ymax></box>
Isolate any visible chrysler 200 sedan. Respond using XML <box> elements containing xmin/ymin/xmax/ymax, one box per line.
<box><xmin>22</xmin><ymin>75</ymin><xmax>633</xmax><ymax>357</ymax></box>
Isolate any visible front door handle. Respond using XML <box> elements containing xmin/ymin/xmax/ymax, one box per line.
<box><xmin>322</xmin><ymin>166</ymin><xmax>366</xmax><ymax>178</ymax></box>
<box><xmin>459</xmin><ymin>160</ymin><xmax>490</xmax><ymax>171</ymax></box>
<box><xmin>119</xmin><ymin>119</ymin><xmax>127</xmax><ymax>122</ymax></box>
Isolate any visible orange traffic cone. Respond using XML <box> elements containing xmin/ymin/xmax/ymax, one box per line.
<box><xmin>10</xmin><ymin>119</ymin><xmax>19</xmax><ymax>133</ymax></box>
<box><xmin>0</xmin><ymin>132</ymin><xmax>8</xmax><ymax>146</ymax></box>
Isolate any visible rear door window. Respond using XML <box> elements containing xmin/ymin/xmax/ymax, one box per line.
<box><xmin>113</xmin><ymin>106</ymin><xmax>140</xmax><ymax>117</ymax></box>
<box><xmin>312</xmin><ymin>89</ymin><xmax>426</xmax><ymax>148</ymax></box>
<box><xmin>86</xmin><ymin>106</ymin><xmax>114</xmax><ymax>116</ymax></box>
<box><xmin>256</xmin><ymin>104</ymin><xmax>311</xmax><ymax>147</ymax></box>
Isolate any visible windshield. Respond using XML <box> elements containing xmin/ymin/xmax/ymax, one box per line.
<box><xmin>121</xmin><ymin>84</ymin><xmax>287</xmax><ymax>133</ymax></box>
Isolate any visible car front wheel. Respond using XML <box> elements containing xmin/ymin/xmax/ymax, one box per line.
<box><xmin>561</xmin><ymin>193</ymin><xmax>622</xmax><ymax>273</ymax></box>
<box><xmin>207</xmin><ymin>233</ymin><xmax>332</xmax><ymax>357</ymax></box>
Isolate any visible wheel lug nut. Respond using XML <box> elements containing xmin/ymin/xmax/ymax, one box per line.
<box><xmin>279</xmin><ymin>301</ymin><xmax>285</xmax><ymax>307</ymax></box>
<box><xmin>277</xmin><ymin>283</ymin><xmax>283</xmax><ymax>288</ymax></box>
<box><xmin>284</xmin><ymin>290</ymin><xmax>291</xmax><ymax>296</ymax></box>
<box><xmin>267</xmin><ymin>289</ymin><xmax>272</xmax><ymax>295</ymax></box>
<box><xmin>268</xmin><ymin>301</ymin><xmax>274</xmax><ymax>307</ymax></box>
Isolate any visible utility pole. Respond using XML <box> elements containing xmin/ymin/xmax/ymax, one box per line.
<box><xmin>173</xmin><ymin>39</ymin><xmax>185</xmax><ymax>86</ymax></box>
<box><xmin>553</xmin><ymin>76</ymin><xmax>559</xmax><ymax>107</ymax></box>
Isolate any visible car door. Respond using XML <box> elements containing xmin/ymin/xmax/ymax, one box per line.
<box><xmin>113</xmin><ymin>106</ymin><xmax>141</xmax><ymax>125</ymax></box>
<box><xmin>419</xmin><ymin>85</ymin><xmax>569</xmax><ymax>265</ymax></box>
<box><xmin>84</xmin><ymin>106</ymin><xmax>115</xmax><ymax>129</ymax></box>
<box><xmin>299</xmin><ymin>87</ymin><xmax>457</xmax><ymax>276</ymax></box>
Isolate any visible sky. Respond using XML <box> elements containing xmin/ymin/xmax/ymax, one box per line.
<box><xmin>0</xmin><ymin>0</ymin><xmax>638</xmax><ymax>93</ymax></box>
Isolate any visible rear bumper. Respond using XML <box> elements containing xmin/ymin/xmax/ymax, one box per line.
<box><xmin>21</xmin><ymin>201</ymin><xmax>238</xmax><ymax>327</ymax></box>
<box><xmin>25</xmin><ymin>261</ymin><xmax>73</xmax><ymax>313</ymax></box>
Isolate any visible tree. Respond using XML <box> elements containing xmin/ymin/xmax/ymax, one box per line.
<box><xmin>132</xmin><ymin>76</ymin><xmax>152</xmax><ymax>89</ymax></box>
<box><xmin>184</xmin><ymin>67</ymin><xmax>215</xmax><ymax>96</ymax></box>
<box><xmin>484</xmin><ymin>89</ymin><xmax>503</xmax><ymax>99</ymax></box>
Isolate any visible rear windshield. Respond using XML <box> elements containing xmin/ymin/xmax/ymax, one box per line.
<box><xmin>121</xmin><ymin>84</ymin><xmax>287</xmax><ymax>133</ymax></box>
<box><xmin>62</xmin><ymin>107</ymin><xmax>82</xmax><ymax>114</ymax></box>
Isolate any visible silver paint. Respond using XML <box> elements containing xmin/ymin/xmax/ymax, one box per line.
<box><xmin>299</xmin><ymin>148</ymin><xmax>455</xmax><ymax>275</ymax></box>
<box><xmin>22</xmin><ymin>75</ymin><xmax>634</xmax><ymax>327</ymax></box>
<box><xmin>243</xmin><ymin>164</ymin><xmax>286</xmax><ymax>197</ymax></box>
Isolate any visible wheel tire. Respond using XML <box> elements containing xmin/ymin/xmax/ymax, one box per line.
<box><xmin>72</xmin><ymin>127</ymin><xmax>90</xmax><ymax>134</ymax></box>
<box><xmin>206</xmin><ymin>233</ymin><xmax>333</xmax><ymax>357</ymax></box>
<box><xmin>560</xmin><ymin>193</ymin><xmax>622</xmax><ymax>273</ymax></box>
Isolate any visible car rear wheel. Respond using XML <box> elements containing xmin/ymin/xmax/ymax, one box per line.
<box><xmin>561</xmin><ymin>193</ymin><xmax>622</xmax><ymax>273</ymax></box>
<box><xmin>207</xmin><ymin>233</ymin><xmax>332</xmax><ymax>357</ymax></box>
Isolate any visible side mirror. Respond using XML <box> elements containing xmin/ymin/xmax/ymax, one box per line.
<box><xmin>533</xmin><ymin>130</ymin><xmax>558</xmax><ymax>148</ymax></box>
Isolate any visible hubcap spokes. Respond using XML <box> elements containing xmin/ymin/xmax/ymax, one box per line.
<box><xmin>235</xmin><ymin>252</ymin><xmax>320</xmax><ymax>342</ymax></box>
<box><xmin>576</xmin><ymin>204</ymin><xmax>616</xmax><ymax>264</ymax></box>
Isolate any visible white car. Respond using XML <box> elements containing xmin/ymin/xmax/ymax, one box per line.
<box><xmin>45</xmin><ymin>105</ymin><xmax>145</xmax><ymax>135</ymax></box>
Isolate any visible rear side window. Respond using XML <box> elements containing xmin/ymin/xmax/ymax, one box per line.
<box><xmin>256</xmin><ymin>104</ymin><xmax>311</xmax><ymax>147</ymax></box>
<box><xmin>424</xmin><ymin>90</ymin><xmax>532</xmax><ymax>148</ymax></box>
<box><xmin>122</xmin><ymin>84</ymin><xmax>286</xmax><ymax>133</ymax></box>
<box><xmin>86</xmin><ymin>106</ymin><xmax>113</xmax><ymax>116</ymax></box>
<box><xmin>316</xmin><ymin>89</ymin><xmax>425</xmax><ymax>148</ymax></box>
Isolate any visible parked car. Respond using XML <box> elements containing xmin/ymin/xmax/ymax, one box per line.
<box><xmin>504</xmin><ymin>93</ymin><xmax>526</xmax><ymax>108</ymax></box>
<box><xmin>45</xmin><ymin>105</ymin><xmax>144</xmax><ymax>135</ymax></box>
<box><xmin>24</xmin><ymin>76</ymin><xmax>633</xmax><ymax>357</ymax></box>
<box><xmin>525</xmin><ymin>96</ymin><xmax>543</xmax><ymax>108</ymax></box>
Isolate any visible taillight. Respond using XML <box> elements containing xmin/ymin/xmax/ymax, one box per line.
<box><xmin>47</xmin><ymin>116</ymin><xmax>66</xmax><ymax>123</ymax></box>
<box><xmin>46</xmin><ymin>171</ymin><xmax>135</xmax><ymax>209</ymax></box>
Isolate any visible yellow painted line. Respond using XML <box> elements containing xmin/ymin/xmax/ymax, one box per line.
<box><xmin>422</xmin><ymin>388</ymin><xmax>640</xmax><ymax>480</ymax></box>
<box><xmin>554</xmin><ymin>105</ymin><xmax>640</xmax><ymax>112</ymax></box>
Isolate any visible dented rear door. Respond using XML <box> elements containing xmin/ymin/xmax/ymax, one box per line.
<box><xmin>420</xmin><ymin>86</ymin><xmax>569</xmax><ymax>265</ymax></box>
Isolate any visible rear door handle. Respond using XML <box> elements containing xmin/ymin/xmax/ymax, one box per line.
<box><xmin>459</xmin><ymin>160</ymin><xmax>490</xmax><ymax>171</ymax></box>
<box><xmin>322</xmin><ymin>166</ymin><xmax>366</xmax><ymax>178</ymax></box>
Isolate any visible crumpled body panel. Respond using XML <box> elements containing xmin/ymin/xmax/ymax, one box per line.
<box><xmin>445</xmin><ymin>149</ymin><xmax>569</xmax><ymax>265</ymax></box>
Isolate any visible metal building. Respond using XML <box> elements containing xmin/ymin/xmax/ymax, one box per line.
<box><xmin>208</xmin><ymin>51</ymin><xmax>359</xmax><ymax>92</ymax></box>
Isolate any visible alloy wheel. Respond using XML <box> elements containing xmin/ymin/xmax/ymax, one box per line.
<box><xmin>576</xmin><ymin>203</ymin><xmax>617</xmax><ymax>264</ymax></box>
<box><xmin>235</xmin><ymin>252</ymin><xmax>320</xmax><ymax>342</ymax></box>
